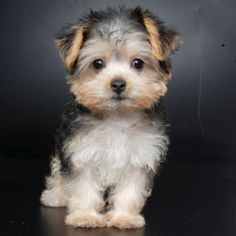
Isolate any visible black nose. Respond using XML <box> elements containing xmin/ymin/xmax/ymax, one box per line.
<box><xmin>111</xmin><ymin>79</ymin><xmax>126</xmax><ymax>94</ymax></box>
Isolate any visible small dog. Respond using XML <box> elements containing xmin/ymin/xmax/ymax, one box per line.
<box><xmin>40</xmin><ymin>6</ymin><xmax>180</xmax><ymax>229</ymax></box>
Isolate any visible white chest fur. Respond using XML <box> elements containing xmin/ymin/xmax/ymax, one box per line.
<box><xmin>63</xmin><ymin>112</ymin><xmax>168</xmax><ymax>183</ymax></box>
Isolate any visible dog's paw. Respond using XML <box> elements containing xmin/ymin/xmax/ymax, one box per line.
<box><xmin>107</xmin><ymin>212</ymin><xmax>145</xmax><ymax>229</ymax></box>
<box><xmin>65</xmin><ymin>211</ymin><xmax>106</xmax><ymax>228</ymax></box>
<box><xmin>40</xmin><ymin>188</ymin><xmax>66</xmax><ymax>207</ymax></box>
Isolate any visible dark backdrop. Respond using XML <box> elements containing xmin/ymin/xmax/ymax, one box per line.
<box><xmin>1</xmin><ymin>0</ymin><xmax>236</xmax><ymax>160</ymax></box>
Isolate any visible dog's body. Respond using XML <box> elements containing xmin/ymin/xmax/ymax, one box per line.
<box><xmin>40</xmin><ymin>7</ymin><xmax>180</xmax><ymax>229</ymax></box>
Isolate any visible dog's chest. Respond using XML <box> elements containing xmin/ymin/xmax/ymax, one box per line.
<box><xmin>66</xmin><ymin>112</ymin><xmax>165</xmax><ymax>174</ymax></box>
<box><xmin>92</xmin><ymin>113</ymin><xmax>144</xmax><ymax>154</ymax></box>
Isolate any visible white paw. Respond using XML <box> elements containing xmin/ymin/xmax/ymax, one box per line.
<box><xmin>107</xmin><ymin>212</ymin><xmax>145</xmax><ymax>229</ymax></box>
<box><xmin>40</xmin><ymin>188</ymin><xmax>66</xmax><ymax>207</ymax></box>
<box><xmin>65</xmin><ymin>211</ymin><xmax>106</xmax><ymax>228</ymax></box>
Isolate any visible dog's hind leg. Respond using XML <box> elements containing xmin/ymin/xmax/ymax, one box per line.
<box><xmin>40</xmin><ymin>155</ymin><xmax>66</xmax><ymax>207</ymax></box>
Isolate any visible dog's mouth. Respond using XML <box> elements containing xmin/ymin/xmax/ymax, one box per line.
<box><xmin>111</xmin><ymin>94</ymin><xmax>126</xmax><ymax>101</ymax></box>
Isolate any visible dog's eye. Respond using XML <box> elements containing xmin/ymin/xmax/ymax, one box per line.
<box><xmin>132</xmin><ymin>58</ymin><xmax>144</xmax><ymax>69</ymax></box>
<box><xmin>93</xmin><ymin>59</ymin><xmax>105</xmax><ymax>70</ymax></box>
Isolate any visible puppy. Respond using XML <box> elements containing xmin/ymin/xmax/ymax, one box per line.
<box><xmin>40</xmin><ymin>6</ymin><xmax>180</xmax><ymax>229</ymax></box>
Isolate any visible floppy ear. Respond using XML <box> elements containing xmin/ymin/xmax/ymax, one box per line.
<box><xmin>55</xmin><ymin>23</ymin><xmax>89</xmax><ymax>72</ymax></box>
<box><xmin>142</xmin><ymin>11</ymin><xmax>181</xmax><ymax>61</ymax></box>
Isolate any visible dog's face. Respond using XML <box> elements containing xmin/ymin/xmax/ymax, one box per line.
<box><xmin>56</xmin><ymin>7</ymin><xmax>180</xmax><ymax>113</ymax></box>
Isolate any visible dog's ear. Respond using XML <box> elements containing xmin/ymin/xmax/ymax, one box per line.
<box><xmin>141</xmin><ymin>11</ymin><xmax>181</xmax><ymax>61</ymax></box>
<box><xmin>55</xmin><ymin>23</ymin><xmax>89</xmax><ymax>72</ymax></box>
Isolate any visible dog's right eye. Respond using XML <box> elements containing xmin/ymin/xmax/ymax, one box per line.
<box><xmin>93</xmin><ymin>59</ymin><xmax>105</xmax><ymax>70</ymax></box>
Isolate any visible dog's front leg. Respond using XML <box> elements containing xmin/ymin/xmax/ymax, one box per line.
<box><xmin>107</xmin><ymin>167</ymin><xmax>151</xmax><ymax>229</ymax></box>
<box><xmin>64</xmin><ymin>167</ymin><xmax>106</xmax><ymax>228</ymax></box>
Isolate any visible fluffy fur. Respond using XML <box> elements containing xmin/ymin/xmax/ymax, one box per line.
<box><xmin>40</xmin><ymin>6</ymin><xmax>180</xmax><ymax>229</ymax></box>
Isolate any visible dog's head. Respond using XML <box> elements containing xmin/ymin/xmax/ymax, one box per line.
<box><xmin>55</xmin><ymin>7</ymin><xmax>181</xmax><ymax>113</ymax></box>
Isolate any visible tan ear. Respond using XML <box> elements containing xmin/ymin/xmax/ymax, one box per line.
<box><xmin>142</xmin><ymin>12</ymin><xmax>181</xmax><ymax>61</ymax></box>
<box><xmin>55</xmin><ymin>23</ymin><xmax>89</xmax><ymax>72</ymax></box>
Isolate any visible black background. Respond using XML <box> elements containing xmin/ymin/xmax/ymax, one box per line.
<box><xmin>1</xmin><ymin>0</ymin><xmax>236</xmax><ymax>160</ymax></box>
<box><xmin>1</xmin><ymin>0</ymin><xmax>236</xmax><ymax>236</ymax></box>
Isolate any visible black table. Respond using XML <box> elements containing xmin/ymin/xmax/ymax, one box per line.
<box><xmin>1</xmin><ymin>157</ymin><xmax>235</xmax><ymax>236</ymax></box>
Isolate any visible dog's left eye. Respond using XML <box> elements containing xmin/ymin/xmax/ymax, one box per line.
<box><xmin>132</xmin><ymin>58</ymin><xmax>144</xmax><ymax>69</ymax></box>
<box><xmin>93</xmin><ymin>59</ymin><xmax>105</xmax><ymax>70</ymax></box>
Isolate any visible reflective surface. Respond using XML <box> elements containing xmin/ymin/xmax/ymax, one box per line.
<box><xmin>1</xmin><ymin>158</ymin><xmax>236</xmax><ymax>236</ymax></box>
